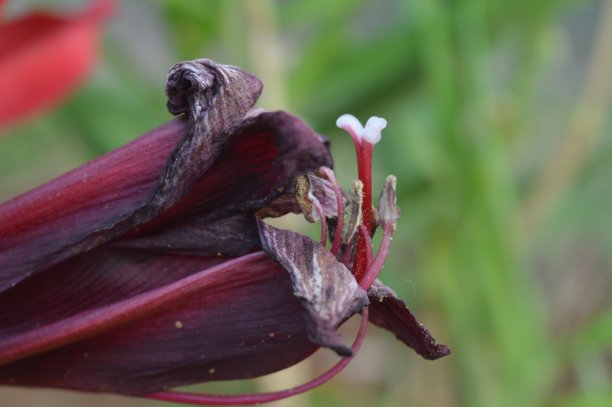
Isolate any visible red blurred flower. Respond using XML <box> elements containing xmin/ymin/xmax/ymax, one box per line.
<box><xmin>0</xmin><ymin>0</ymin><xmax>113</xmax><ymax>130</ymax></box>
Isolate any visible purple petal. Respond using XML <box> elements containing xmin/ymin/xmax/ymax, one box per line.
<box><xmin>0</xmin><ymin>118</ymin><xmax>186</xmax><ymax>293</ymax></box>
<box><xmin>140</xmin><ymin>111</ymin><xmax>333</xmax><ymax>230</ymax></box>
<box><xmin>110</xmin><ymin>213</ymin><xmax>259</xmax><ymax>256</ymax></box>
<box><xmin>0</xmin><ymin>248</ymin><xmax>230</xmax><ymax>355</ymax></box>
<box><xmin>0</xmin><ymin>58</ymin><xmax>338</xmax><ymax>396</ymax></box>
<box><xmin>0</xmin><ymin>108</ymin><xmax>334</xmax><ymax>367</ymax></box>
<box><xmin>0</xmin><ymin>253</ymin><xmax>318</xmax><ymax>395</ymax></box>
<box><xmin>0</xmin><ymin>59</ymin><xmax>264</xmax><ymax>293</ymax></box>
<box><xmin>258</xmin><ymin>222</ymin><xmax>368</xmax><ymax>356</ymax></box>
<box><xmin>367</xmin><ymin>280</ymin><xmax>451</xmax><ymax>360</ymax></box>
<box><xmin>150</xmin><ymin>60</ymin><xmax>263</xmax><ymax>212</ymax></box>
<box><xmin>0</xmin><ymin>111</ymin><xmax>331</xmax><ymax>293</ymax></box>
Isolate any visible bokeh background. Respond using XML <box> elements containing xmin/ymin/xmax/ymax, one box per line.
<box><xmin>1</xmin><ymin>0</ymin><xmax>612</xmax><ymax>406</ymax></box>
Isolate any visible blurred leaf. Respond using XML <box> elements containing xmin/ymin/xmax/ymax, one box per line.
<box><xmin>566</xmin><ymin>311</ymin><xmax>612</xmax><ymax>360</ymax></box>
<box><xmin>558</xmin><ymin>390</ymin><xmax>612</xmax><ymax>407</ymax></box>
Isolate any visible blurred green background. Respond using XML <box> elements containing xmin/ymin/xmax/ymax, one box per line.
<box><xmin>1</xmin><ymin>0</ymin><xmax>612</xmax><ymax>406</ymax></box>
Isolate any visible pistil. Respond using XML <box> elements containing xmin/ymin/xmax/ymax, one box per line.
<box><xmin>336</xmin><ymin>114</ymin><xmax>387</xmax><ymax>284</ymax></box>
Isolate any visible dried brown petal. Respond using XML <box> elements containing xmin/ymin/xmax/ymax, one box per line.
<box><xmin>258</xmin><ymin>222</ymin><xmax>368</xmax><ymax>356</ymax></box>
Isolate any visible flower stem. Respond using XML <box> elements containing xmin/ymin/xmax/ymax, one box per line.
<box><xmin>146</xmin><ymin>308</ymin><xmax>370</xmax><ymax>406</ymax></box>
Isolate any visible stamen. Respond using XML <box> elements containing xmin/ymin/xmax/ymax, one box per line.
<box><xmin>336</xmin><ymin>114</ymin><xmax>387</xmax><ymax>282</ymax></box>
<box><xmin>312</xmin><ymin>198</ymin><xmax>327</xmax><ymax>246</ymax></box>
<box><xmin>146</xmin><ymin>308</ymin><xmax>370</xmax><ymax>406</ymax></box>
<box><xmin>320</xmin><ymin>167</ymin><xmax>344</xmax><ymax>255</ymax></box>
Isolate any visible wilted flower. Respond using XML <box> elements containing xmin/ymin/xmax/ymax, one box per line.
<box><xmin>0</xmin><ymin>59</ymin><xmax>449</xmax><ymax>405</ymax></box>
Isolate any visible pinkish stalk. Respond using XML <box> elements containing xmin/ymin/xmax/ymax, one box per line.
<box><xmin>146</xmin><ymin>308</ymin><xmax>369</xmax><ymax>406</ymax></box>
<box><xmin>359</xmin><ymin>223</ymin><xmax>394</xmax><ymax>291</ymax></box>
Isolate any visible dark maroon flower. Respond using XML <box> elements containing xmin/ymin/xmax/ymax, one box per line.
<box><xmin>0</xmin><ymin>59</ymin><xmax>449</xmax><ymax>405</ymax></box>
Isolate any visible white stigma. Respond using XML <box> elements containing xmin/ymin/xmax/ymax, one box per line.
<box><xmin>336</xmin><ymin>114</ymin><xmax>386</xmax><ymax>144</ymax></box>
<box><xmin>363</xmin><ymin>116</ymin><xmax>387</xmax><ymax>144</ymax></box>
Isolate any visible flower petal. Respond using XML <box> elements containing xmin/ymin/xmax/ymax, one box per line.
<box><xmin>0</xmin><ymin>118</ymin><xmax>187</xmax><ymax>293</ymax></box>
<box><xmin>0</xmin><ymin>253</ymin><xmax>318</xmax><ymax>395</ymax></box>
<box><xmin>367</xmin><ymin>280</ymin><xmax>451</xmax><ymax>360</ymax></box>
<box><xmin>258</xmin><ymin>222</ymin><xmax>369</xmax><ymax>356</ymax></box>
<box><xmin>110</xmin><ymin>213</ymin><xmax>259</xmax><ymax>256</ymax></box>
<box><xmin>139</xmin><ymin>111</ymin><xmax>333</xmax><ymax>231</ymax></box>
<box><xmin>0</xmin><ymin>110</ymin><xmax>330</xmax><ymax>293</ymax></box>
<box><xmin>0</xmin><ymin>57</ymin><xmax>337</xmax><ymax>396</ymax></box>
<box><xmin>154</xmin><ymin>59</ymin><xmax>263</xmax><ymax>210</ymax></box>
<box><xmin>0</xmin><ymin>0</ymin><xmax>113</xmax><ymax>129</ymax></box>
